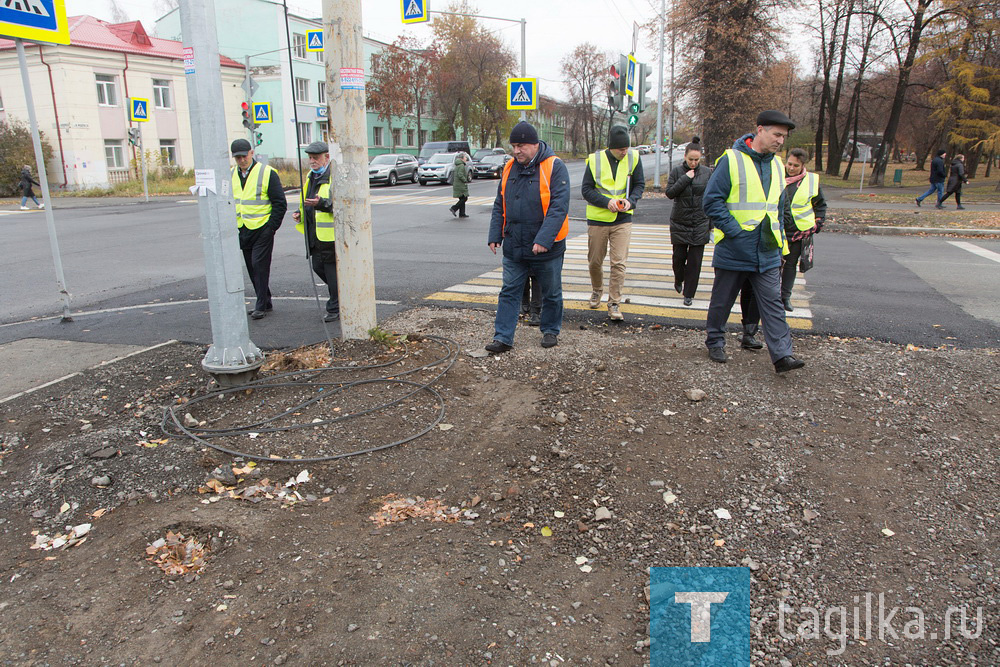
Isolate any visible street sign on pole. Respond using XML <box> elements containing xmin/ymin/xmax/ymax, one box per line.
<box><xmin>306</xmin><ymin>29</ymin><xmax>323</xmax><ymax>51</ymax></box>
<box><xmin>240</xmin><ymin>74</ymin><xmax>258</xmax><ymax>98</ymax></box>
<box><xmin>506</xmin><ymin>77</ymin><xmax>537</xmax><ymax>110</ymax></box>
<box><xmin>252</xmin><ymin>102</ymin><xmax>272</xmax><ymax>123</ymax></box>
<box><xmin>625</xmin><ymin>54</ymin><xmax>637</xmax><ymax>97</ymax></box>
<box><xmin>129</xmin><ymin>97</ymin><xmax>149</xmax><ymax>122</ymax></box>
<box><xmin>401</xmin><ymin>0</ymin><xmax>429</xmax><ymax>23</ymax></box>
<box><xmin>135</xmin><ymin>123</ymin><xmax>149</xmax><ymax>203</ymax></box>
<box><xmin>0</xmin><ymin>0</ymin><xmax>71</xmax><ymax>45</ymax></box>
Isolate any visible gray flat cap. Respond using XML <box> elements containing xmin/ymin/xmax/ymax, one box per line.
<box><xmin>304</xmin><ymin>140</ymin><xmax>329</xmax><ymax>154</ymax></box>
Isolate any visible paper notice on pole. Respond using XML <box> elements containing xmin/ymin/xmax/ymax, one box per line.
<box><xmin>189</xmin><ymin>170</ymin><xmax>217</xmax><ymax>196</ymax></box>
<box><xmin>340</xmin><ymin>67</ymin><xmax>364</xmax><ymax>90</ymax></box>
<box><xmin>183</xmin><ymin>46</ymin><xmax>195</xmax><ymax>74</ymax></box>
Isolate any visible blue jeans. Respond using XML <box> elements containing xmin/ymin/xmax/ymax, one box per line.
<box><xmin>21</xmin><ymin>195</ymin><xmax>39</xmax><ymax>207</ymax></box>
<box><xmin>916</xmin><ymin>182</ymin><xmax>943</xmax><ymax>203</ymax></box>
<box><xmin>494</xmin><ymin>254</ymin><xmax>563</xmax><ymax>345</ymax></box>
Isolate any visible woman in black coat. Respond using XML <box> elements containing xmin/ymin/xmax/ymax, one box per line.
<box><xmin>665</xmin><ymin>142</ymin><xmax>711</xmax><ymax>305</ymax></box>
<box><xmin>937</xmin><ymin>154</ymin><xmax>968</xmax><ymax>210</ymax></box>
<box><xmin>18</xmin><ymin>165</ymin><xmax>43</xmax><ymax>210</ymax></box>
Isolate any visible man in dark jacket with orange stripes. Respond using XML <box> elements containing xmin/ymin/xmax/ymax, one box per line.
<box><xmin>485</xmin><ymin>121</ymin><xmax>571</xmax><ymax>353</ymax></box>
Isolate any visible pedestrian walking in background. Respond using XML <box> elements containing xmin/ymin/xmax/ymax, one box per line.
<box><xmin>665</xmin><ymin>140</ymin><xmax>711</xmax><ymax>307</ymax></box>
<box><xmin>230</xmin><ymin>139</ymin><xmax>287</xmax><ymax>320</ymax></box>
<box><xmin>702</xmin><ymin>109</ymin><xmax>805</xmax><ymax>373</ymax></box>
<box><xmin>937</xmin><ymin>154</ymin><xmax>968</xmax><ymax>210</ymax></box>
<box><xmin>915</xmin><ymin>149</ymin><xmax>947</xmax><ymax>207</ymax></box>
<box><xmin>450</xmin><ymin>152</ymin><xmax>471</xmax><ymax>218</ymax></box>
<box><xmin>485</xmin><ymin>121</ymin><xmax>571</xmax><ymax>353</ymax></box>
<box><xmin>292</xmin><ymin>141</ymin><xmax>340</xmax><ymax>323</ymax></box>
<box><xmin>581</xmin><ymin>124</ymin><xmax>645</xmax><ymax>321</ymax></box>
<box><xmin>778</xmin><ymin>148</ymin><xmax>825</xmax><ymax>311</ymax></box>
<box><xmin>18</xmin><ymin>165</ymin><xmax>43</xmax><ymax>210</ymax></box>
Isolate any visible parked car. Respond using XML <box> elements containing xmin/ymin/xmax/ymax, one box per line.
<box><xmin>469</xmin><ymin>148</ymin><xmax>507</xmax><ymax>179</ymax></box>
<box><xmin>418</xmin><ymin>141</ymin><xmax>471</xmax><ymax>165</ymax></box>
<box><xmin>472</xmin><ymin>154</ymin><xmax>511</xmax><ymax>179</ymax></box>
<box><xmin>368</xmin><ymin>153</ymin><xmax>418</xmax><ymax>186</ymax></box>
<box><xmin>417</xmin><ymin>153</ymin><xmax>458</xmax><ymax>185</ymax></box>
<box><xmin>637</xmin><ymin>145</ymin><xmax>651</xmax><ymax>154</ymax></box>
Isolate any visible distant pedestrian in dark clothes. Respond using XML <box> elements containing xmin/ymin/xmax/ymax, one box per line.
<box><xmin>937</xmin><ymin>154</ymin><xmax>968</xmax><ymax>210</ymax></box>
<box><xmin>18</xmin><ymin>165</ymin><xmax>43</xmax><ymax>210</ymax></box>
<box><xmin>915</xmin><ymin>150</ymin><xmax>947</xmax><ymax>207</ymax></box>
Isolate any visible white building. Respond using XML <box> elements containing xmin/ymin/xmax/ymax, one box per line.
<box><xmin>0</xmin><ymin>16</ymin><xmax>245</xmax><ymax>189</ymax></box>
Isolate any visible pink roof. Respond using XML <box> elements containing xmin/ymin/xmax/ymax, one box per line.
<box><xmin>0</xmin><ymin>16</ymin><xmax>243</xmax><ymax>69</ymax></box>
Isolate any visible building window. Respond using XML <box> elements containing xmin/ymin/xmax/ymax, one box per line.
<box><xmin>312</xmin><ymin>48</ymin><xmax>323</xmax><ymax>63</ymax></box>
<box><xmin>105</xmin><ymin>140</ymin><xmax>125</xmax><ymax>169</ymax></box>
<box><xmin>297</xmin><ymin>122</ymin><xmax>312</xmax><ymax>146</ymax></box>
<box><xmin>317</xmin><ymin>81</ymin><xmax>326</xmax><ymax>104</ymax></box>
<box><xmin>96</xmin><ymin>74</ymin><xmax>117</xmax><ymax>106</ymax></box>
<box><xmin>373</xmin><ymin>126</ymin><xmax>384</xmax><ymax>146</ymax></box>
<box><xmin>295</xmin><ymin>78</ymin><xmax>309</xmax><ymax>103</ymax></box>
<box><xmin>152</xmin><ymin>79</ymin><xmax>171</xmax><ymax>109</ymax></box>
<box><xmin>320</xmin><ymin>123</ymin><xmax>329</xmax><ymax>142</ymax></box>
<box><xmin>159</xmin><ymin>140</ymin><xmax>177</xmax><ymax>165</ymax></box>
<box><xmin>406</xmin><ymin>129</ymin><xmax>415</xmax><ymax>146</ymax></box>
<box><xmin>419</xmin><ymin>130</ymin><xmax>428</xmax><ymax>145</ymax></box>
<box><xmin>391</xmin><ymin>128</ymin><xmax>401</xmax><ymax>147</ymax></box>
<box><xmin>292</xmin><ymin>33</ymin><xmax>307</xmax><ymax>60</ymax></box>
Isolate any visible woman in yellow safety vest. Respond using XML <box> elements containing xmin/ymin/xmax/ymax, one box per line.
<box><xmin>779</xmin><ymin>147</ymin><xmax>826</xmax><ymax>312</ymax></box>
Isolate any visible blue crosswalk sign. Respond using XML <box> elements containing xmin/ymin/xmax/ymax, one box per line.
<box><xmin>401</xmin><ymin>0</ymin><xmax>428</xmax><ymax>24</ymax></box>
<box><xmin>306</xmin><ymin>29</ymin><xmax>323</xmax><ymax>51</ymax></box>
<box><xmin>129</xmin><ymin>97</ymin><xmax>149</xmax><ymax>122</ymax></box>
<box><xmin>253</xmin><ymin>102</ymin><xmax>272</xmax><ymax>124</ymax></box>
<box><xmin>0</xmin><ymin>0</ymin><xmax>70</xmax><ymax>45</ymax></box>
<box><xmin>507</xmin><ymin>78</ymin><xmax>537</xmax><ymax>110</ymax></box>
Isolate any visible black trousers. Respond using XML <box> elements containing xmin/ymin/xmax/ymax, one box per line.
<box><xmin>239</xmin><ymin>226</ymin><xmax>274</xmax><ymax>312</ymax></box>
<box><xmin>451</xmin><ymin>195</ymin><xmax>468</xmax><ymax>216</ymax></box>
<box><xmin>520</xmin><ymin>274</ymin><xmax>540</xmax><ymax>315</ymax></box>
<box><xmin>310</xmin><ymin>250</ymin><xmax>340</xmax><ymax>314</ymax></box>
<box><xmin>780</xmin><ymin>239</ymin><xmax>804</xmax><ymax>300</ymax></box>
<box><xmin>939</xmin><ymin>186</ymin><xmax>962</xmax><ymax>207</ymax></box>
<box><xmin>672</xmin><ymin>243</ymin><xmax>705</xmax><ymax>299</ymax></box>
<box><xmin>740</xmin><ymin>278</ymin><xmax>760</xmax><ymax>328</ymax></box>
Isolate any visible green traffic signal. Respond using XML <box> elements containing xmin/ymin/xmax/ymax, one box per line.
<box><xmin>630</xmin><ymin>103</ymin><xmax>640</xmax><ymax>114</ymax></box>
<box><xmin>254</xmin><ymin>132</ymin><xmax>263</xmax><ymax>146</ymax></box>
<box><xmin>628</xmin><ymin>114</ymin><xmax>639</xmax><ymax>127</ymax></box>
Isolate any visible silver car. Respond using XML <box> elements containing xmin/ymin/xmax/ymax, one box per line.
<box><xmin>368</xmin><ymin>153</ymin><xmax>418</xmax><ymax>186</ymax></box>
<box><xmin>417</xmin><ymin>153</ymin><xmax>457</xmax><ymax>186</ymax></box>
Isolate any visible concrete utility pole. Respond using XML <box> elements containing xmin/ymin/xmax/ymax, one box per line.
<box><xmin>179</xmin><ymin>0</ymin><xmax>264</xmax><ymax>384</ymax></box>
<box><xmin>322</xmin><ymin>0</ymin><xmax>377</xmax><ymax>340</ymax></box>
<box><xmin>138</xmin><ymin>124</ymin><xmax>149</xmax><ymax>203</ymax></box>
<box><xmin>654</xmin><ymin>0</ymin><xmax>665</xmax><ymax>189</ymax></box>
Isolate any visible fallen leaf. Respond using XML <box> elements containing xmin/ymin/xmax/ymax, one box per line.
<box><xmin>540</xmin><ymin>526</ymin><xmax>553</xmax><ymax>537</ymax></box>
<box><xmin>714</xmin><ymin>539</ymin><xmax>726</xmax><ymax>547</ymax></box>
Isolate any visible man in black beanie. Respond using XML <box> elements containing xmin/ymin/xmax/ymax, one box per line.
<box><xmin>581</xmin><ymin>124</ymin><xmax>644</xmax><ymax>321</ymax></box>
<box><xmin>485</xmin><ymin>121</ymin><xmax>571</xmax><ymax>353</ymax></box>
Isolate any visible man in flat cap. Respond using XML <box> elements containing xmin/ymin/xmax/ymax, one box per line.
<box><xmin>701</xmin><ymin>110</ymin><xmax>806</xmax><ymax>373</ymax></box>
<box><xmin>485</xmin><ymin>121</ymin><xmax>571</xmax><ymax>353</ymax></box>
<box><xmin>292</xmin><ymin>140</ymin><xmax>340</xmax><ymax>322</ymax></box>
<box><xmin>231</xmin><ymin>138</ymin><xmax>287</xmax><ymax>319</ymax></box>
<box><xmin>582</xmin><ymin>124</ymin><xmax>644</xmax><ymax>321</ymax></box>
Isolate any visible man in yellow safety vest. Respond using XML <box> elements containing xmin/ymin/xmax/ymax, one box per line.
<box><xmin>292</xmin><ymin>141</ymin><xmax>339</xmax><ymax>322</ymax></box>
<box><xmin>231</xmin><ymin>138</ymin><xmax>287</xmax><ymax>320</ymax></box>
<box><xmin>701</xmin><ymin>110</ymin><xmax>805</xmax><ymax>373</ymax></box>
<box><xmin>582</xmin><ymin>124</ymin><xmax>645</xmax><ymax>322</ymax></box>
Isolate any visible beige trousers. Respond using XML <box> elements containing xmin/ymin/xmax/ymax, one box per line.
<box><xmin>587</xmin><ymin>222</ymin><xmax>633</xmax><ymax>305</ymax></box>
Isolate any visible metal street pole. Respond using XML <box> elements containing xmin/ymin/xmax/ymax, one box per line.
<box><xmin>244</xmin><ymin>54</ymin><xmax>254</xmax><ymax>143</ymax></box>
<box><xmin>520</xmin><ymin>18</ymin><xmax>526</xmax><ymax>121</ymax></box>
<box><xmin>668</xmin><ymin>12</ymin><xmax>676</xmax><ymax>174</ymax></box>
<box><xmin>178</xmin><ymin>0</ymin><xmax>264</xmax><ymax>383</ymax></box>
<box><xmin>323</xmin><ymin>0</ymin><xmax>377</xmax><ymax>339</ymax></box>
<box><xmin>654</xmin><ymin>0</ymin><xmax>665</xmax><ymax>188</ymax></box>
<box><xmin>16</xmin><ymin>38</ymin><xmax>71</xmax><ymax>321</ymax></box>
<box><xmin>138</xmin><ymin>124</ymin><xmax>149</xmax><ymax>203</ymax></box>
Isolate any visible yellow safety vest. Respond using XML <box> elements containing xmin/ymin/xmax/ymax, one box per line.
<box><xmin>712</xmin><ymin>149</ymin><xmax>788</xmax><ymax>255</ymax></box>
<box><xmin>585</xmin><ymin>149</ymin><xmax>638</xmax><ymax>222</ymax></box>
<box><xmin>789</xmin><ymin>172</ymin><xmax>819</xmax><ymax>231</ymax></box>
<box><xmin>231</xmin><ymin>163</ymin><xmax>274</xmax><ymax>230</ymax></box>
<box><xmin>296</xmin><ymin>181</ymin><xmax>335</xmax><ymax>242</ymax></box>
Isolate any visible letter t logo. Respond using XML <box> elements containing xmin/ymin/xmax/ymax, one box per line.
<box><xmin>675</xmin><ymin>592</ymin><xmax>730</xmax><ymax>642</ymax></box>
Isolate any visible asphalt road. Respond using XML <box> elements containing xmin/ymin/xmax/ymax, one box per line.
<box><xmin>2</xmin><ymin>153</ymin><xmax>999</xmax><ymax>353</ymax></box>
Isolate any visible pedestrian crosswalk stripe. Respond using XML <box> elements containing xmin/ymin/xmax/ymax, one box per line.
<box><xmin>424</xmin><ymin>223</ymin><xmax>814</xmax><ymax>329</ymax></box>
<box><xmin>371</xmin><ymin>195</ymin><xmax>495</xmax><ymax>206</ymax></box>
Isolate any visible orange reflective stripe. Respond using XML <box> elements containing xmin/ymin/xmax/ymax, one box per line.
<box><xmin>499</xmin><ymin>155</ymin><xmax>569</xmax><ymax>243</ymax></box>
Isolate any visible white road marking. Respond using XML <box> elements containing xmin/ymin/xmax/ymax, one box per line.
<box><xmin>948</xmin><ymin>241</ymin><xmax>1000</xmax><ymax>264</ymax></box>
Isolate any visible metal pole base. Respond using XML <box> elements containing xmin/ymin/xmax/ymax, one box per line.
<box><xmin>202</xmin><ymin>343</ymin><xmax>265</xmax><ymax>388</ymax></box>
<box><xmin>207</xmin><ymin>366</ymin><xmax>263</xmax><ymax>389</ymax></box>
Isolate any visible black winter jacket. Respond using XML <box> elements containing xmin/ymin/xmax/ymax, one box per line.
<box><xmin>665</xmin><ymin>162</ymin><xmax>711</xmax><ymax>246</ymax></box>
<box><xmin>929</xmin><ymin>155</ymin><xmax>947</xmax><ymax>184</ymax></box>
<box><xmin>946</xmin><ymin>159</ymin><xmax>967</xmax><ymax>192</ymax></box>
<box><xmin>18</xmin><ymin>170</ymin><xmax>39</xmax><ymax>197</ymax></box>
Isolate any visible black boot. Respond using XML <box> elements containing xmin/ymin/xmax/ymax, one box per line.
<box><xmin>741</xmin><ymin>324</ymin><xmax>763</xmax><ymax>350</ymax></box>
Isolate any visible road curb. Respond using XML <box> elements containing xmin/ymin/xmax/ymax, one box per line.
<box><xmin>866</xmin><ymin>225</ymin><xmax>1000</xmax><ymax>237</ymax></box>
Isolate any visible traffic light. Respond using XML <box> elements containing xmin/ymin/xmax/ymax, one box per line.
<box><xmin>637</xmin><ymin>62</ymin><xmax>654</xmax><ymax>112</ymax></box>
<box><xmin>254</xmin><ymin>131</ymin><xmax>263</xmax><ymax>147</ymax></box>
<box><xmin>618</xmin><ymin>54</ymin><xmax>629</xmax><ymax>102</ymax></box>
<box><xmin>608</xmin><ymin>62</ymin><xmax>620</xmax><ymax>111</ymax></box>
<box><xmin>127</xmin><ymin>127</ymin><xmax>140</xmax><ymax>146</ymax></box>
<box><xmin>241</xmin><ymin>101</ymin><xmax>253</xmax><ymax>130</ymax></box>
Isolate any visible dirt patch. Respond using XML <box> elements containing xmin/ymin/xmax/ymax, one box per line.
<box><xmin>0</xmin><ymin>307</ymin><xmax>996</xmax><ymax>664</ymax></box>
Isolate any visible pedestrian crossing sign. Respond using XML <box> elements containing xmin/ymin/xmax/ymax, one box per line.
<box><xmin>0</xmin><ymin>0</ymin><xmax>70</xmax><ymax>45</ymax></box>
<box><xmin>253</xmin><ymin>102</ymin><xmax>272</xmax><ymax>124</ymax></box>
<box><xmin>306</xmin><ymin>29</ymin><xmax>323</xmax><ymax>51</ymax></box>
<box><xmin>507</xmin><ymin>78</ymin><xmax>537</xmax><ymax>110</ymax></box>
<box><xmin>401</xmin><ymin>0</ymin><xmax>428</xmax><ymax>24</ymax></box>
<box><xmin>129</xmin><ymin>97</ymin><xmax>149</xmax><ymax>122</ymax></box>
<box><xmin>625</xmin><ymin>54</ymin><xmax>637</xmax><ymax>97</ymax></box>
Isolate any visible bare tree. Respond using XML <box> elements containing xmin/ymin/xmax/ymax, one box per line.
<box><xmin>561</xmin><ymin>43</ymin><xmax>612</xmax><ymax>154</ymax></box>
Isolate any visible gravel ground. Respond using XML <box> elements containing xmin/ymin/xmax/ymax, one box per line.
<box><xmin>0</xmin><ymin>306</ymin><xmax>996</xmax><ymax>665</ymax></box>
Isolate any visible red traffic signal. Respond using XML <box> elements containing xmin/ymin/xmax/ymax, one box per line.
<box><xmin>241</xmin><ymin>102</ymin><xmax>252</xmax><ymax>129</ymax></box>
<box><xmin>241</xmin><ymin>102</ymin><xmax>249</xmax><ymax>111</ymax></box>
<box><xmin>610</xmin><ymin>64</ymin><xmax>619</xmax><ymax>79</ymax></box>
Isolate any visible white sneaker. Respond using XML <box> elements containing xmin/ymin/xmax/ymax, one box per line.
<box><xmin>20</xmin><ymin>206</ymin><xmax>29</xmax><ymax>210</ymax></box>
<box><xmin>588</xmin><ymin>291</ymin><xmax>602</xmax><ymax>309</ymax></box>
<box><xmin>38</xmin><ymin>203</ymin><xmax>44</xmax><ymax>209</ymax></box>
<box><xmin>608</xmin><ymin>303</ymin><xmax>624</xmax><ymax>321</ymax></box>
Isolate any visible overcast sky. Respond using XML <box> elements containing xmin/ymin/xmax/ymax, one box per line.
<box><xmin>65</xmin><ymin>0</ymin><xmax>667</xmax><ymax>101</ymax></box>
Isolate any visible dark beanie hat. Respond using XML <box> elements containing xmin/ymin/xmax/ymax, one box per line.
<box><xmin>755</xmin><ymin>109</ymin><xmax>795</xmax><ymax>130</ymax></box>
<box><xmin>509</xmin><ymin>121</ymin><xmax>539</xmax><ymax>145</ymax></box>
<box><xmin>608</xmin><ymin>125</ymin><xmax>630</xmax><ymax>149</ymax></box>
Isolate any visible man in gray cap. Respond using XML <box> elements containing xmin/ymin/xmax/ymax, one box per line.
<box><xmin>701</xmin><ymin>109</ymin><xmax>806</xmax><ymax>373</ymax></box>
<box><xmin>231</xmin><ymin>138</ymin><xmax>287</xmax><ymax>319</ymax></box>
<box><xmin>292</xmin><ymin>140</ymin><xmax>339</xmax><ymax>322</ymax></box>
<box><xmin>581</xmin><ymin>124</ymin><xmax>644</xmax><ymax>321</ymax></box>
